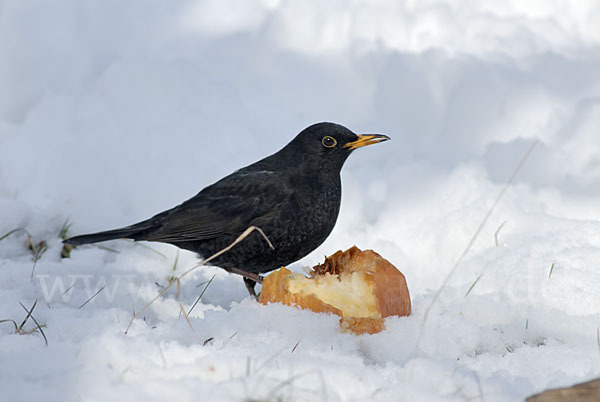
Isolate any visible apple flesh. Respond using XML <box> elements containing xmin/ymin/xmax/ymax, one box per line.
<box><xmin>259</xmin><ymin>246</ymin><xmax>411</xmax><ymax>334</ymax></box>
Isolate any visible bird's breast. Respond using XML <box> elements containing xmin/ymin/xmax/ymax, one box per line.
<box><xmin>273</xmin><ymin>174</ymin><xmax>342</xmax><ymax>257</ymax></box>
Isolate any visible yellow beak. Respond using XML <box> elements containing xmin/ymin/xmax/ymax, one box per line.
<box><xmin>344</xmin><ymin>134</ymin><xmax>391</xmax><ymax>150</ymax></box>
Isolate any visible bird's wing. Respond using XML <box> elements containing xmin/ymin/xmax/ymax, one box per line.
<box><xmin>139</xmin><ymin>170</ymin><xmax>290</xmax><ymax>243</ymax></box>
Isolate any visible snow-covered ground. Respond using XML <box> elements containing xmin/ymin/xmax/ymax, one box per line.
<box><xmin>2</xmin><ymin>1</ymin><xmax>600</xmax><ymax>401</ymax></box>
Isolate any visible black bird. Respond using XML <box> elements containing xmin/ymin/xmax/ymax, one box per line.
<box><xmin>64</xmin><ymin>122</ymin><xmax>389</xmax><ymax>296</ymax></box>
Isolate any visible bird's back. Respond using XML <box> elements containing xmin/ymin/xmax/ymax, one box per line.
<box><xmin>154</xmin><ymin>160</ymin><xmax>343</xmax><ymax>274</ymax></box>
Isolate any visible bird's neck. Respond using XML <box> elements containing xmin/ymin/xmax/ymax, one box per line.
<box><xmin>249</xmin><ymin>150</ymin><xmax>345</xmax><ymax>191</ymax></box>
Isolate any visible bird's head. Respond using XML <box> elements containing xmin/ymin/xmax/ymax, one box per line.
<box><xmin>282</xmin><ymin>122</ymin><xmax>390</xmax><ymax>172</ymax></box>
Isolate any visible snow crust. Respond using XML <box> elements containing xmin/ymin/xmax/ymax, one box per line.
<box><xmin>1</xmin><ymin>1</ymin><xmax>600</xmax><ymax>401</ymax></box>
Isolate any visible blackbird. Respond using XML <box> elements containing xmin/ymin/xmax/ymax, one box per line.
<box><xmin>64</xmin><ymin>122</ymin><xmax>389</xmax><ymax>296</ymax></box>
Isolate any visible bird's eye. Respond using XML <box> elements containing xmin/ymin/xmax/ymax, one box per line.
<box><xmin>321</xmin><ymin>136</ymin><xmax>337</xmax><ymax>148</ymax></box>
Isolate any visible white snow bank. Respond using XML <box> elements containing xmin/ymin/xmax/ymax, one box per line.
<box><xmin>1</xmin><ymin>1</ymin><xmax>600</xmax><ymax>401</ymax></box>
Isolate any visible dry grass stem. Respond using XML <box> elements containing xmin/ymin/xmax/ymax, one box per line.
<box><xmin>410</xmin><ymin>140</ymin><xmax>538</xmax><ymax>378</ymax></box>
<box><xmin>176</xmin><ymin>279</ymin><xmax>194</xmax><ymax>332</ymax></box>
<box><xmin>124</xmin><ymin>226</ymin><xmax>273</xmax><ymax>334</ymax></box>
<box><xmin>4</xmin><ymin>300</ymin><xmax>49</xmax><ymax>346</ymax></box>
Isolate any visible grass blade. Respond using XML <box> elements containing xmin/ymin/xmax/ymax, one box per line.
<box><xmin>79</xmin><ymin>285</ymin><xmax>106</xmax><ymax>309</ymax></box>
<box><xmin>17</xmin><ymin>300</ymin><xmax>37</xmax><ymax>331</ymax></box>
<box><xmin>464</xmin><ymin>273</ymin><xmax>484</xmax><ymax>297</ymax></box>
<box><xmin>0</xmin><ymin>228</ymin><xmax>25</xmax><ymax>242</ymax></box>
<box><xmin>96</xmin><ymin>245</ymin><xmax>120</xmax><ymax>253</ymax></box>
<box><xmin>548</xmin><ymin>263</ymin><xmax>555</xmax><ymax>279</ymax></box>
<box><xmin>494</xmin><ymin>221</ymin><xmax>507</xmax><ymax>246</ymax></box>
<box><xmin>188</xmin><ymin>274</ymin><xmax>215</xmax><ymax>316</ymax></box>
<box><xmin>58</xmin><ymin>219</ymin><xmax>72</xmax><ymax>240</ymax></box>
<box><xmin>19</xmin><ymin>301</ymin><xmax>48</xmax><ymax>346</ymax></box>
<box><xmin>0</xmin><ymin>319</ymin><xmax>19</xmax><ymax>332</ymax></box>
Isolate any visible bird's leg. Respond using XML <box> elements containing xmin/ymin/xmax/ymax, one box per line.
<box><xmin>243</xmin><ymin>277</ymin><xmax>258</xmax><ymax>300</ymax></box>
<box><xmin>224</xmin><ymin>267</ymin><xmax>264</xmax><ymax>299</ymax></box>
<box><xmin>226</xmin><ymin>267</ymin><xmax>264</xmax><ymax>284</ymax></box>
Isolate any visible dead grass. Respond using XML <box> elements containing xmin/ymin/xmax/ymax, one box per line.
<box><xmin>0</xmin><ymin>300</ymin><xmax>47</xmax><ymax>346</ymax></box>
<box><xmin>28</xmin><ymin>234</ymin><xmax>48</xmax><ymax>279</ymax></box>
<box><xmin>124</xmin><ymin>225</ymin><xmax>273</xmax><ymax>334</ymax></box>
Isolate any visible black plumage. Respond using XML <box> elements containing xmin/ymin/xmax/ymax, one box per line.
<box><xmin>64</xmin><ymin>122</ymin><xmax>389</xmax><ymax>296</ymax></box>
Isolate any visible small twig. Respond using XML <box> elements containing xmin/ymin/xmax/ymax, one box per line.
<box><xmin>494</xmin><ymin>221</ymin><xmax>507</xmax><ymax>247</ymax></box>
<box><xmin>464</xmin><ymin>274</ymin><xmax>484</xmax><ymax>297</ymax></box>
<box><xmin>188</xmin><ymin>274</ymin><xmax>216</xmax><ymax>316</ymax></box>
<box><xmin>79</xmin><ymin>285</ymin><xmax>106</xmax><ymax>309</ymax></box>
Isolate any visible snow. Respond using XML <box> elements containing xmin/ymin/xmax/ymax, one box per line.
<box><xmin>1</xmin><ymin>1</ymin><xmax>600</xmax><ymax>401</ymax></box>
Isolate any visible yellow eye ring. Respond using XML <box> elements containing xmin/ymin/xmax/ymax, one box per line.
<box><xmin>322</xmin><ymin>136</ymin><xmax>337</xmax><ymax>148</ymax></box>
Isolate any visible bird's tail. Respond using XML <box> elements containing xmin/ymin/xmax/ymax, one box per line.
<box><xmin>63</xmin><ymin>224</ymin><xmax>149</xmax><ymax>246</ymax></box>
